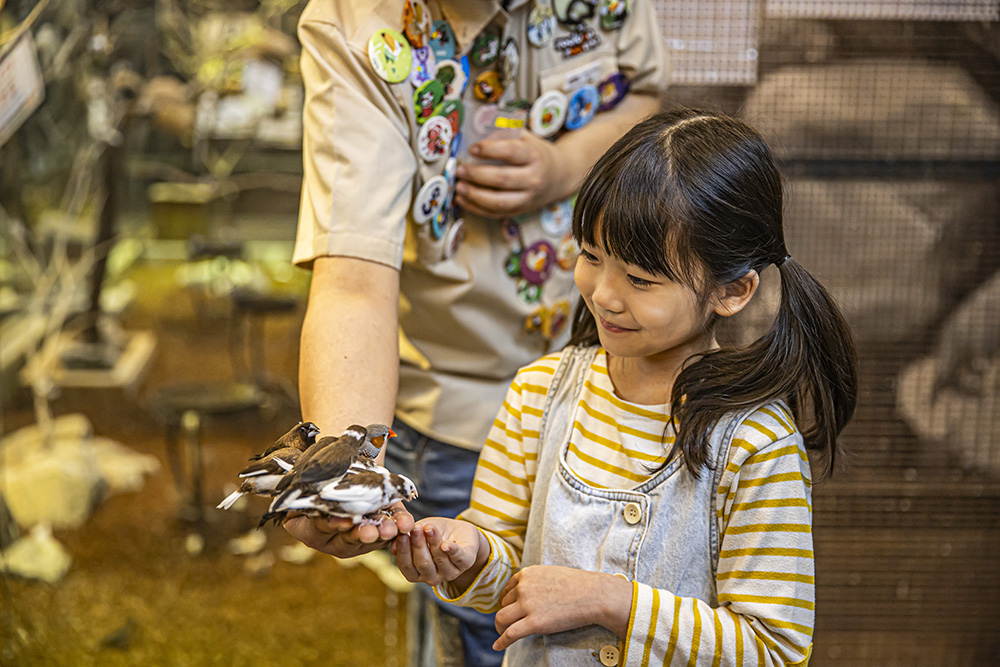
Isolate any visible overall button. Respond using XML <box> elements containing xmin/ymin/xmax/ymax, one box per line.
<box><xmin>598</xmin><ymin>644</ymin><xmax>620</xmax><ymax>666</ymax></box>
<box><xmin>613</xmin><ymin>572</ymin><xmax>629</xmax><ymax>581</ymax></box>
<box><xmin>623</xmin><ymin>502</ymin><xmax>641</xmax><ymax>525</ymax></box>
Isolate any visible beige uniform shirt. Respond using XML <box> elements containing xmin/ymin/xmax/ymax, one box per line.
<box><xmin>294</xmin><ymin>0</ymin><xmax>669</xmax><ymax>450</ymax></box>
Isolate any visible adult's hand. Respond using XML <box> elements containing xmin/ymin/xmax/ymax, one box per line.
<box><xmin>455</xmin><ymin>132</ymin><xmax>570</xmax><ymax>218</ymax></box>
<box><xmin>282</xmin><ymin>503</ymin><xmax>415</xmax><ymax>558</ymax></box>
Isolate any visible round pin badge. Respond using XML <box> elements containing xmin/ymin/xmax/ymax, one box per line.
<box><xmin>527</xmin><ymin>6</ymin><xmax>556</xmax><ymax>47</ymax></box>
<box><xmin>412</xmin><ymin>175</ymin><xmax>448</xmax><ymax>224</ymax></box>
<box><xmin>450</xmin><ymin>131</ymin><xmax>463</xmax><ymax>157</ymax></box>
<box><xmin>564</xmin><ymin>85</ymin><xmax>599</xmax><ymax>130</ymax></box>
<box><xmin>529</xmin><ymin>90</ymin><xmax>568</xmax><ymax>138</ymax></box>
<box><xmin>443</xmin><ymin>155</ymin><xmax>458</xmax><ymax>189</ymax></box>
<box><xmin>521</xmin><ymin>240</ymin><xmax>557</xmax><ymax>285</ymax></box>
<box><xmin>413</xmin><ymin>79</ymin><xmax>445</xmax><ymax>124</ymax></box>
<box><xmin>403</xmin><ymin>0</ymin><xmax>431</xmax><ymax>47</ymax></box>
<box><xmin>473</xmin><ymin>104</ymin><xmax>499</xmax><ymax>135</ymax></box>
<box><xmin>517</xmin><ymin>280</ymin><xmax>543</xmax><ymax>304</ymax></box>
<box><xmin>547</xmin><ymin>300</ymin><xmax>571</xmax><ymax>339</ymax></box>
<box><xmin>541</xmin><ymin>198</ymin><xmax>574</xmax><ymax>237</ymax></box>
<box><xmin>556</xmin><ymin>232</ymin><xmax>579</xmax><ymax>270</ymax></box>
<box><xmin>500</xmin><ymin>38</ymin><xmax>520</xmax><ymax>89</ymax></box>
<box><xmin>428</xmin><ymin>20</ymin><xmax>456</xmax><ymax>61</ymax></box>
<box><xmin>525</xmin><ymin>307</ymin><xmax>544</xmax><ymax>334</ymax></box>
<box><xmin>599</xmin><ymin>0</ymin><xmax>630</xmax><ymax>30</ymax></box>
<box><xmin>368</xmin><ymin>28</ymin><xmax>413</xmax><ymax>84</ymax></box>
<box><xmin>441</xmin><ymin>99</ymin><xmax>465</xmax><ymax>135</ymax></box>
<box><xmin>434</xmin><ymin>59</ymin><xmax>467</xmax><ymax>100</ymax></box>
<box><xmin>473</xmin><ymin>70</ymin><xmax>503</xmax><ymax>103</ymax></box>
<box><xmin>442</xmin><ymin>218</ymin><xmax>466</xmax><ymax>259</ymax></box>
<box><xmin>471</xmin><ymin>29</ymin><xmax>500</xmax><ymax>67</ymax></box>
<box><xmin>597</xmin><ymin>71</ymin><xmax>629</xmax><ymax>111</ymax></box>
<box><xmin>409</xmin><ymin>45</ymin><xmax>437</xmax><ymax>88</ymax></box>
<box><xmin>505</xmin><ymin>249</ymin><xmax>523</xmax><ymax>278</ymax></box>
<box><xmin>554</xmin><ymin>0</ymin><xmax>597</xmax><ymax>25</ymax></box>
<box><xmin>417</xmin><ymin>115</ymin><xmax>453</xmax><ymax>162</ymax></box>
<box><xmin>502</xmin><ymin>218</ymin><xmax>522</xmax><ymax>245</ymax></box>
<box><xmin>431</xmin><ymin>199</ymin><xmax>451</xmax><ymax>239</ymax></box>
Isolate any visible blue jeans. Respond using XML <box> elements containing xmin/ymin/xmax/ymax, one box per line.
<box><xmin>387</xmin><ymin>419</ymin><xmax>504</xmax><ymax>667</ymax></box>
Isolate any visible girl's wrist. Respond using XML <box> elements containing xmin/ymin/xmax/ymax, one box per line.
<box><xmin>450</xmin><ymin>529</ymin><xmax>491</xmax><ymax>592</ymax></box>
<box><xmin>595</xmin><ymin>572</ymin><xmax>634</xmax><ymax>639</ymax></box>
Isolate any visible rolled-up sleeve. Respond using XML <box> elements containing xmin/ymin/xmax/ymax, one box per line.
<box><xmin>293</xmin><ymin>14</ymin><xmax>417</xmax><ymax>269</ymax></box>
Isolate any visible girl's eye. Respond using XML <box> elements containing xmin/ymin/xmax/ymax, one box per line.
<box><xmin>580</xmin><ymin>248</ymin><xmax>599</xmax><ymax>262</ymax></box>
<box><xmin>628</xmin><ymin>274</ymin><xmax>654</xmax><ymax>288</ymax></box>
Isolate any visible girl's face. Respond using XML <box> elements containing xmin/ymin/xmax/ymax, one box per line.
<box><xmin>574</xmin><ymin>240</ymin><xmax>716</xmax><ymax>365</ymax></box>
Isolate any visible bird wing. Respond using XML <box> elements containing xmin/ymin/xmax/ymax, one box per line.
<box><xmin>239</xmin><ymin>448</ymin><xmax>299</xmax><ymax>477</ymax></box>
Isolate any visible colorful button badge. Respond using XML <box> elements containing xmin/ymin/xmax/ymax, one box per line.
<box><xmin>441</xmin><ymin>99</ymin><xmax>465</xmax><ymax>135</ymax></box>
<box><xmin>434</xmin><ymin>59</ymin><xmax>467</xmax><ymax>100</ymax></box>
<box><xmin>500</xmin><ymin>38</ymin><xmax>519</xmax><ymax>89</ymax></box>
<box><xmin>554</xmin><ymin>0</ymin><xmax>597</xmax><ymax>25</ymax></box>
<box><xmin>557</xmin><ymin>232</ymin><xmax>578</xmax><ymax>270</ymax></box>
<box><xmin>597</xmin><ymin>72</ymin><xmax>629</xmax><ymax>111</ymax></box>
<box><xmin>414</xmin><ymin>79</ymin><xmax>445</xmax><ymax>124</ymax></box>
<box><xmin>471</xmin><ymin>29</ymin><xmax>500</xmax><ymax>67</ymax></box>
<box><xmin>442</xmin><ymin>217</ymin><xmax>466</xmax><ymax>260</ymax></box>
<box><xmin>527</xmin><ymin>6</ymin><xmax>556</xmax><ymax>47</ymax></box>
<box><xmin>599</xmin><ymin>0</ymin><xmax>630</xmax><ymax>30</ymax></box>
<box><xmin>541</xmin><ymin>198</ymin><xmax>574</xmax><ymax>237</ymax></box>
<box><xmin>428</xmin><ymin>20</ymin><xmax>456</xmax><ymax>61</ymax></box>
<box><xmin>403</xmin><ymin>0</ymin><xmax>431</xmax><ymax>47</ymax></box>
<box><xmin>564</xmin><ymin>85</ymin><xmax>599</xmax><ymax>130</ymax></box>
<box><xmin>417</xmin><ymin>115</ymin><xmax>453</xmax><ymax>162</ymax></box>
<box><xmin>413</xmin><ymin>175</ymin><xmax>448</xmax><ymax>224</ymax></box>
<box><xmin>529</xmin><ymin>90</ymin><xmax>568</xmax><ymax>138</ymax></box>
<box><xmin>473</xmin><ymin>71</ymin><xmax>504</xmax><ymax>103</ymax></box>
<box><xmin>409</xmin><ymin>45</ymin><xmax>437</xmax><ymax>87</ymax></box>
<box><xmin>368</xmin><ymin>28</ymin><xmax>412</xmax><ymax>84</ymax></box>
<box><xmin>521</xmin><ymin>240</ymin><xmax>557</xmax><ymax>285</ymax></box>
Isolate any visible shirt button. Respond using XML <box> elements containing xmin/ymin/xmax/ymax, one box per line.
<box><xmin>623</xmin><ymin>502</ymin><xmax>642</xmax><ymax>525</ymax></box>
<box><xmin>598</xmin><ymin>644</ymin><xmax>620</xmax><ymax>666</ymax></box>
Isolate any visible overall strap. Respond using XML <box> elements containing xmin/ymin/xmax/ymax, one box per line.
<box><xmin>537</xmin><ymin>345</ymin><xmax>598</xmax><ymax>449</ymax></box>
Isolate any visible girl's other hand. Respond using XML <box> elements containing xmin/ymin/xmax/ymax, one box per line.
<box><xmin>493</xmin><ymin>565</ymin><xmax>632</xmax><ymax>651</ymax></box>
<box><xmin>391</xmin><ymin>517</ymin><xmax>485</xmax><ymax>587</ymax></box>
<box><xmin>455</xmin><ymin>132</ymin><xmax>567</xmax><ymax>218</ymax></box>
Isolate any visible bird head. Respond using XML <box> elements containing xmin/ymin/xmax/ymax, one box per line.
<box><xmin>359</xmin><ymin>423</ymin><xmax>396</xmax><ymax>459</ymax></box>
<box><xmin>298</xmin><ymin>421</ymin><xmax>321</xmax><ymax>445</ymax></box>
<box><xmin>400</xmin><ymin>475</ymin><xmax>418</xmax><ymax>500</ymax></box>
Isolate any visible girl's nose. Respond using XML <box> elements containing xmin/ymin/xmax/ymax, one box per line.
<box><xmin>591</xmin><ymin>272</ymin><xmax>624</xmax><ymax>313</ymax></box>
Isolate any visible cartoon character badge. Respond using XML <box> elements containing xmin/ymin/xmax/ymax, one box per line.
<box><xmin>556</xmin><ymin>232</ymin><xmax>579</xmax><ymax>270</ymax></box>
<box><xmin>471</xmin><ymin>28</ymin><xmax>500</xmax><ymax>67</ymax></box>
<box><xmin>564</xmin><ymin>84</ymin><xmax>599</xmax><ymax>130</ymax></box>
<box><xmin>599</xmin><ymin>0</ymin><xmax>630</xmax><ymax>30</ymax></box>
<box><xmin>521</xmin><ymin>240</ymin><xmax>557</xmax><ymax>286</ymax></box>
<box><xmin>527</xmin><ymin>6</ymin><xmax>556</xmax><ymax>47</ymax></box>
<box><xmin>473</xmin><ymin>70</ymin><xmax>503</xmax><ymax>103</ymax></box>
<box><xmin>500</xmin><ymin>38</ymin><xmax>520</xmax><ymax>89</ymax></box>
<box><xmin>541</xmin><ymin>198</ymin><xmax>574</xmax><ymax>237</ymax></box>
<box><xmin>554</xmin><ymin>0</ymin><xmax>597</xmax><ymax>25</ymax></box>
<box><xmin>417</xmin><ymin>116</ymin><xmax>453</xmax><ymax>162</ymax></box>
<box><xmin>441</xmin><ymin>99</ymin><xmax>465</xmax><ymax>135</ymax></box>
<box><xmin>529</xmin><ymin>90</ymin><xmax>568</xmax><ymax>138</ymax></box>
<box><xmin>368</xmin><ymin>28</ymin><xmax>413</xmax><ymax>83</ymax></box>
<box><xmin>413</xmin><ymin>79</ymin><xmax>445</xmax><ymax>123</ymax></box>
<box><xmin>409</xmin><ymin>45</ymin><xmax>437</xmax><ymax>87</ymax></box>
<box><xmin>403</xmin><ymin>0</ymin><xmax>431</xmax><ymax>47</ymax></box>
<box><xmin>434</xmin><ymin>59</ymin><xmax>467</xmax><ymax>100</ymax></box>
<box><xmin>412</xmin><ymin>175</ymin><xmax>448</xmax><ymax>224</ymax></box>
<box><xmin>597</xmin><ymin>72</ymin><xmax>629</xmax><ymax>111</ymax></box>
<box><xmin>428</xmin><ymin>20</ymin><xmax>456</xmax><ymax>61</ymax></box>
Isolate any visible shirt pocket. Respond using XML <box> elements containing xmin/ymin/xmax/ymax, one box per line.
<box><xmin>537</xmin><ymin>52</ymin><xmax>618</xmax><ymax>96</ymax></box>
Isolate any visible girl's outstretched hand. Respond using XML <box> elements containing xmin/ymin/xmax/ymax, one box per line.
<box><xmin>493</xmin><ymin>565</ymin><xmax>633</xmax><ymax>651</ymax></box>
<box><xmin>391</xmin><ymin>517</ymin><xmax>488</xmax><ymax>588</ymax></box>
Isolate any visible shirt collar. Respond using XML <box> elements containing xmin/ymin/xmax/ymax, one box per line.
<box><xmin>439</xmin><ymin>0</ymin><xmax>531</xmax><ymax>53</ymax></box>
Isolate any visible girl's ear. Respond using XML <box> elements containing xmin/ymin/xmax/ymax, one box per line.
<box><xmin>712</xmin><ymin>270</ymin><xmax>759</xmax><ymax>318</ymax></box>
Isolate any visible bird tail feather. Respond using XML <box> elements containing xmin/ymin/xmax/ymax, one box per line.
<box><xmin>217</xmin><ymin>490</ymin><xmax>244</xmax><ymax>510</ymax></box>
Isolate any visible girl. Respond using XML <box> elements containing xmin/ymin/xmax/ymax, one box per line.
<box><xmin>391</xmin><ymin>108</ymin><xmax>858</xmax><ymax>666</ymax></box>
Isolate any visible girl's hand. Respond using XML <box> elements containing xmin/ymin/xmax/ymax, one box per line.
<box><xmin>283</xmin><ymin>503</ymin><xmax>414</xmax><ymax>558</ymax></box>
<box><xmin>493</xmin><ymin>565</ymin><xmax>633</xmax><ymax>651</ymax></box>
<box><xmin>391</xmin><ymin>517</ymin><xmax>487</xmax><ymax>587</ymax></box>
<box><xmin>455</xmin><ymin>133</ymin><xmax>569</xmax><ymax>218</ymax></box>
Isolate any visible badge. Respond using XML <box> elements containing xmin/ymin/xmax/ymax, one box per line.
<box><xmin>502</xmin><ymin>218</ymin><xmax>522</xmax><ymax>245</ymax></box>
<box><xmin>413</xmin><ymin>175</ymin><xmax>448</xmax><ymax>224</ymax></box>
<box><xmin>547</xmin><ymin>300</ymin><xmax>571</xmax><ymax>339</ymax></box>
<box><xmin>431</xmin><ymin>208</ymin><xmax>449</xmax><ymax>239</ymax></box>
<box><xmin>428</xmin><ymin>20</ymin><xmax>456</xmax><ymax>61</ymax></box>
<box><xmin>441</xmin><ymin>99</ymin><xmax>465</xmax><ymax>135</ymax></box>
<box><xmin>505</xmin><ymin>249</ymin><xmax>524</xmax><ymax>278</ymax></box>
<box><xmin>597</xmin><ymin>72</ymin><xmax>629</xmax><ymax>111</ymax></box>
<box><xmin>554</xmin><ymin>25</ymin><xmax>601</xmax><ymax>59</ymax></box>
<box><xmin>473</xmin><ymin>70</ymin><xmax>503</xmax><ymax>103</ymax></box>
<box><xmin>529</xmin><ymin>90</ymin><xmax>568</xmax><ymax>138</ymax></box>
<box><xmin>527</xmin><ymin>6</ymin><xmax>556</xmax><ymax>47</ymax></box>
<box><xmin>413</xmin><ymin>79</ymin><xmax>445</xmax><ymax>123</ymax></box>
<box><xmin>417</xmin><ymin>116</ymin><xmax>453</xmax><ymax>161</ymax></box>
<box><xmin>599</xmin><ymin>0</ymin><xmax>629</xmax><ymax>30</ymax></box>
<box><xmin>525</xmin><ymin>307</ymin><xmax>545</xmax><ymax>334</ymax></box>
<box><xmin>541</xmin><ymin>198</ymin><xmax>574</xmax><ymax>237</ymax></box>
<box><xmin>471</xmin><ymin>29</ymin><xmax>500</xmax><ymax>67</ymax></box>
<box><xmin>521</xmin><ymin>240</ymin><xmax>557</xmax><ymax>285</ymax></box>
<box><xmin>564</xmin><ymin>85</ymin><xmax>599</xmax><ymax>130</ymax></box>
<box><xmin>442</xmin><ymin>218</ymin><xmax>466</xmax><ymax>259</ymax></box>
<box><xmin>409</xmin><ymin>45</ymin><xmax>437</xmax><ymax>87</ymax></box>
<box><xmin>500</xmin><ymin>38</ymin><xmax>520</xmax><ymax>89</ymax></box>
<box><xmin>403</xmin><ymin>0</ymin><xmax>431</xmax><ymax>47</ymax></box>
<box><xmin>368</xmin><ymin>28</ymin><xmax>412</xmax><ymax>83</ymax></box>
<box><xmin>450</xmin><ymin>131</ymin><xmax>463</xmax><ymax>157</ymax></box>
<box><xmin>434</xmin><ymin>59</ymin><xmax>467</xmax><ymax>100</ymax></box>
<box><xmin>517</xmin><ymin>280</ymin><xmax>543</xmax><ymax>304</ymax></box>
<box><xmin>554</xmin><ymin>0</ymin><xmax>597</xmax><ymax>25</ymax></box>
<box><xmin>443</xmin><ymin>155</ymin><xmax>458</xmax><ymax>190</ymax></box>
<box><xmin>557</xmin><ymin>233</ymin><xmax>578</xmax><ymax>270</ymax></box>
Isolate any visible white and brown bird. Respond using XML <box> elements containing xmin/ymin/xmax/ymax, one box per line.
<box><xmin>216</xmin><ymin>422</ymin><xmax>322</xmax><ymax>510</ymax></box>
<box><xmin>261</xmin><ymin>459</ymin><xmax>417</xmax><ymax>526</ymax></box>
<box><xmin>262</xmin><ymin>424</ymin><xmax>395</xmax><ymax>522</ymax></box>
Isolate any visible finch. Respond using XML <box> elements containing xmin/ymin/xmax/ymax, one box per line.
<box><xmin>217</xmin><ymin>422</ymin><xmax>321</xmax><ymax>510</ymax></box>
<box><xmin>250</xmin><ymin>421</ymin><xmax>321</xmax><ymax>461</ymax></box>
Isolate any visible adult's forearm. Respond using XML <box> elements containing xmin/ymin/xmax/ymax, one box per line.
<box><xmin>551</xmin><ymin>93</ymin><xmax>663</xmax><ymax>200</ymax></box>
<box><xmin>298</xmin><ymin>255</ymin><xmax>400</xmax><ymax>448</ymax></box>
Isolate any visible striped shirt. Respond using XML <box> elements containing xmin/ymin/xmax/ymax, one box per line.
<box><xmin>440</xmin><ymin>349</ymin><xmax>815</xmax><ymax>666</ymax></box>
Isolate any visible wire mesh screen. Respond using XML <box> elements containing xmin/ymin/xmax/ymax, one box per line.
<box><xmin>656</xmin><ymin>1</ymin><xmax>1000</xmax><ymax>664</ymax></box>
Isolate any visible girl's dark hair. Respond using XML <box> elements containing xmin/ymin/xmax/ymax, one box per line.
<box><xmin>569</xmin><ymin>107</ymin><xmax>858</xmax><ymax>479</ymax></box>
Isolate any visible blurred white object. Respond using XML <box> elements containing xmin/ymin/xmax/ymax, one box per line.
<box><xmin>0</xmin><ymin>524</ymin><xmax>72</xmax><ymax>583</ymax></box>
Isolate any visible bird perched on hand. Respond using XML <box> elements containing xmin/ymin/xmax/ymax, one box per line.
<box><xmin>262</xmin><ymin>423</ymin><xmax>395</xmax><ymax>521</ymax></box>
<box><xmin>261</xmin><ymin>459</ymin><xmax>417</xmax><ymax>526</ymax></box>
<box><xmin>217</xmin><ymin>422</ymin><xmax>322</xmax><ymax>510</ymax></box>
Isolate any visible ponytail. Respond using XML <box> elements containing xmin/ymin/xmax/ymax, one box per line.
<box><xmin>670</xmin><ymin>258</ymin><xmax>858</xmax><ymax>478</ymax></box>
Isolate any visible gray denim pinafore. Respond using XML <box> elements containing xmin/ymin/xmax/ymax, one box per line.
<box><xmin>504</xmin><ymin>346</ymin><xmax>754</xmax><ymax>667</ymax></box>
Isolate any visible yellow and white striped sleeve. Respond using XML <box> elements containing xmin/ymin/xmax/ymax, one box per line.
<box><xmin>434</xmin><ymin>355</ymin><xmax>559</xmax><ymax>612</ymax></box>
<box><xmin>622</xmin><ymin>405</ymin><xmax>815</xmax><ymax>666</ymax></box>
